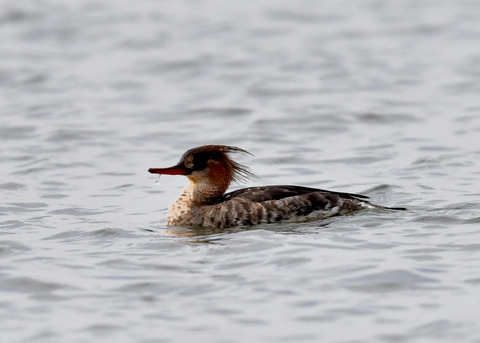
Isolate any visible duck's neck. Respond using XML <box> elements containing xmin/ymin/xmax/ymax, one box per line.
<box><xmin>183</xmin><ymin>163</ymin><xmax>232</xmax><ymax>204</ymax></box>
<box><xmin>183</xmin><ymin>179</ymin><xmax>227</xmax><ymax>204</ymax></box>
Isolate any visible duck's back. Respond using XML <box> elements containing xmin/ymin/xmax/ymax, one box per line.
<box><xmin>195</xmin><ymin>185</ymin><xmax>370</xmax><ymax>228</ymax></box>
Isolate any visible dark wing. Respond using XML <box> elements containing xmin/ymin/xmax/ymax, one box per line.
<box><xmin>218</xmin><ymin>185</ymin><xmax>369</xmax><ymax>203</ymax></box>
<box><xmin>203</xmin><ymin>185</ymin><xmax>377</xmax><ymax>227</ymax></box>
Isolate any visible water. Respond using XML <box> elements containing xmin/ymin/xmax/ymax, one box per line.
<box><xmin>1</xmin><ymin>0</ymin><xmax>480</xmax><ymax>342</ymax></box>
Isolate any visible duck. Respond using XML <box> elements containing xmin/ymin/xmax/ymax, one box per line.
<box><xmin>149</xmin><ymin>145</ymin><xmax>405</xmax><ymax>228</ymax></box>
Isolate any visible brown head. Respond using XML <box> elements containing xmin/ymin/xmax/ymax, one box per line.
<box><xmin>149</xmin><ymin>145</ymin><xmax>253</xmax><ymax>203</ymax></box>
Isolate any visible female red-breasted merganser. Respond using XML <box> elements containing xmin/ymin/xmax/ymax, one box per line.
<box><xmin>149</xmin><ymin>145</ymin><xmax>405</xmax><ymax>228</ymax></box>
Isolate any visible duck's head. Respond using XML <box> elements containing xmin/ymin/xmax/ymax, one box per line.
<box><xmin>149</xmin><ymin>145</ymin><xmax>253</xmax><ymax>202</ymax></box>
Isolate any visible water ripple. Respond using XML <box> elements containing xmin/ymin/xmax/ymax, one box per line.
<box><xmin>342</xmin><ymin>270</ymin><xmax>439</xmax><ymax>292</ymax></box>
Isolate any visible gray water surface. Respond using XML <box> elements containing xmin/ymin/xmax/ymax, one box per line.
<box><xmin>1</xmin><ymin>0</ymin><xmax>480</xmax><ymax>342</ymax></box>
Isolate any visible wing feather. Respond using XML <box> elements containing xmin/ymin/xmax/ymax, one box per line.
<box><xmin>219</xmin><ymin>185</ymin><xmax>369</xmax><ymax>203</ymax></box>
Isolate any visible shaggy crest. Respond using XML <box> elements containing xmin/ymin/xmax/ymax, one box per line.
<box><xmin>179</xmin><ymin>145</ymin><xmax>254</xmax><ymax>183</ymax></box>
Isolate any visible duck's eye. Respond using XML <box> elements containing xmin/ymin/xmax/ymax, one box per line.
<box><xmin>183</xmin><ymin>157</ymin><xmax>194</xmax><ymax>169</ymax></box>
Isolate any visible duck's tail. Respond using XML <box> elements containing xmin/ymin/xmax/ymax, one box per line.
<box><xmin>374</xmin><ymin>204</ymin><xmax>407</xmax><ymax>211</ymax></box>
